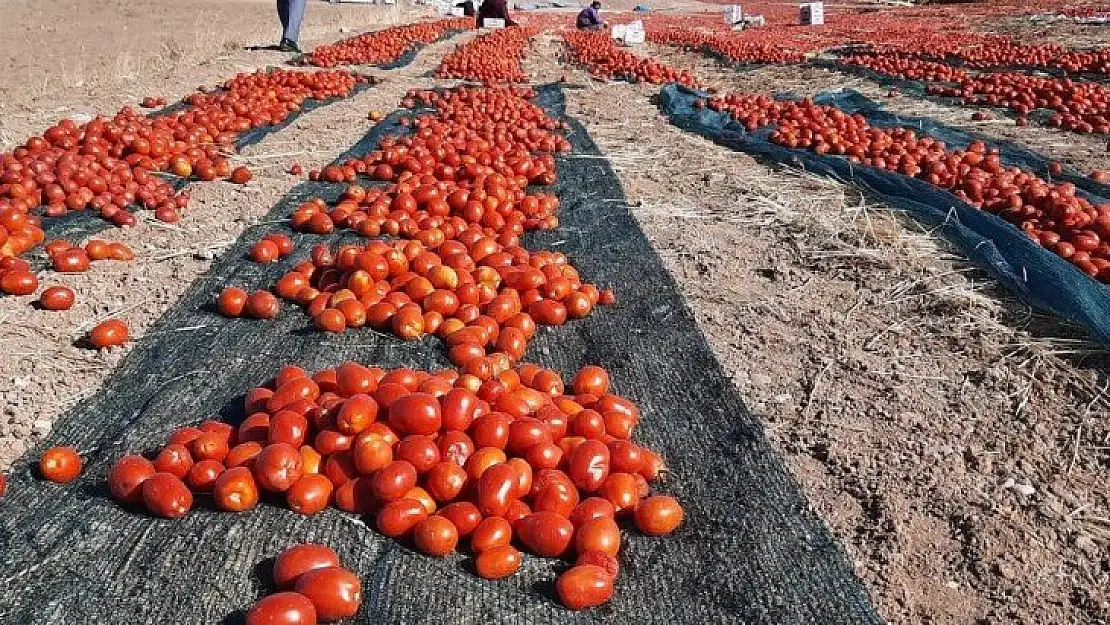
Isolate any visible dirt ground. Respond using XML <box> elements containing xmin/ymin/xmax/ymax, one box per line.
<box><xmin>527</xmin><ymin>33</ymin><xmax>1109</xmax><ymax>625</ymax></box>
<box><xmin>1</xmin><ymin>3</ymin><xmax>1108</xmax><ymax>625</ymax></box>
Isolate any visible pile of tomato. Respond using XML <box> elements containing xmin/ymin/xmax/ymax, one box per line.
<box><xmin>702</xmin><ymin>91</ymin><xmax>1110</xmax><ymax>280</ymax></box>
<box><xmin>86</xmin><ymin>81</ymin><xmax>679</xmax><ymax>615</ymax></box>
<box><xmin>647</xmin><ymin>28</ymin><xmax>808</xmax><ymax>65</ymax></box>
<box><xmin>436</xmin><ymin>27</ymin><xmax>539</xmax><ymax>83</ymax></box>
<box><xmin>0</xmin><ymin>69</ymin><xmax>363</xmax><ymax>235</ymax></box>
<box><xmin>0</xmin><ymin>68</ymin><xmax>365</xmax><ymax>333</ymax></box>
<box><xmin>563</xmin><ymin>30</ymin><xmax>698</xmax><ymax>86</ymax></box>
<box><xmin>838</xmin><ymin>49</ymin><xmax>1109</xmax><ymax>134</ymax></box>
<box><xmin>304</xmin><ymin>18</ymin><xmax>470</xmax><ymax>67</ymax></box>
<box><xmin>928</xmin><ymin>71</ymin><xmax>1109</xmax><ymax>134</ymax></box>
<box><xmin>223</xmin><ymin>86</ymin><xmax>616</xmax><ymax>368</ymax></box>
<box><xmin>934</xmin><ymin>40</ymin><xmax>1110</xmax><ymax>76</ymax></box>
<box><xmin>96</xmin><ymin>359</ymin><xmax>681</xmax><ymax>616</ymax></box>
<box><xmin>840</xmin><ymin>51</ymin><xmax>970</xmax><ymax>83</ymax></box>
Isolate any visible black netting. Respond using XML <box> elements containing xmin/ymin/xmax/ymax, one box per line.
<box><xmin>0</xmin><ymin>84</ymin><xmax>881</xmax><ymax>625</ymax></box>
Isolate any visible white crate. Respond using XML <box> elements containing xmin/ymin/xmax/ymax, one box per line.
<box><xmin>612</xmin><ymin>21</ymin><xmax>644</xmax><ymax>45</ymax></box>
<box><xmin>799</xmin><ymin>2</ymin><xmax>823</xmax><ymax>25</ymax></box>
<box><xmin>723</xmin><ymin>5</ymin><xmax>743</xmax><ymax>26</ymax></box>
<box><xmin>481</xmin><ymin>17</ymin><xmax>506</xmax><ymax>28</ymax></box>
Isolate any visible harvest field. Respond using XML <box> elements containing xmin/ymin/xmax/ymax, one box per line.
<box><xmin>0</xmin><ymin>0</ymin><xmax>1107</xmax><ymax>623</ymax></box>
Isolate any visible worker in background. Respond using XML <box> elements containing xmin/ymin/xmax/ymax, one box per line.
<box><xmin>456</xmin><ymin>0</ymin><xmax>475</xmax><ymax>16</ymax></box>
<box><xmin>577</xmin><ymin>1</ymin><xmax>605</xmax><ymax>29</ymax></box>
<box><xmin>476</xmin><ymin>0</ymin><xmax>516</xmax><ymax>27</ymax></box>
<box><xmin>276</xmin><ymin>0</ymin><xmax>306</xmax><ymax>52</ymax></box>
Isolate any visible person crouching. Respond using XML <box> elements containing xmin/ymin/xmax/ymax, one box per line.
<box><xmin>577</xmin><ymin>1</ymin><xmax>605</xmax><ymax>30</ymax></box>
<box><xmin>476</xmin><ymin>0</ymin><xmax>516</xmax><ymax>27</ymax></box>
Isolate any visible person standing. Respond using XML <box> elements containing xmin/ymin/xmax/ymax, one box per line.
<box><xmin>475</xmin><ymin>0</ymin><xmax>516</xmax><ymax>28</ymax></box>
<box><xmin>277</xmin><ymin>0</ymin><xmax>306</xmax><ymax>52</ymax></box>
<box><xmin>576</xmin><ymin>1</ymin><xmax>605</xmax><ymax>29</ymax></box>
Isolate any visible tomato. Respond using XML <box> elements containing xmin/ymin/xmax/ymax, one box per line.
<box><xmin>213</xmin><ymin>466</ymin><xmax>260</xmax><ymax>512</ymax></box>
<box><xmin>375</xmin><ymin>498</ymin><xmax>428</xmax><ymax>538</ymax></box>
<box><xmin>575</xmin><ymin>517</ymin><xmax>621</xmax><ymax>556</ymax></box>
<box><xmin>395</xmin><ymin>436</ymin><xmax>440</xmax><ymax>473</ymax></box>
<box><xmin>107</xmin><ymin>454</ymin><xmax>156</xmax><ymax>503</ymax></box>
<box><xmin>413</xmin><ymin>515</ymin><xmax>460</xmax><ymax>557</ymax></box>
<box><xmin>314</xmin><ymin>309</ymin><xmax>346</xmax><ymax>333</ymax></box>
<box><xmin>273</xmin><ymin>544</ymin><xmax>342</xmax><ymax>588</ymax></box>
<box><xmin>51</xmin><ymin>249</ymin><xmax>91</xmax><ymax>273</ymax></box>
<box><xmin>465</xmin><ymin>447</ymin><xmax>507</xmax><ymax>481</ymax></box>
<box><xmin>191</xmin><ymin>432</ymin><xmax>230</xmax><ymax>462</ymax></box>
<box><xmin>516</xmin><ymin>512</ymin><xmax>574</xmax><ymax>558</ymax></box>
<box><xmin>476</xmin><ymin>462</ymin><xmax>518</xmax><ymax>518</ymax></box>
<box><xmin>635</xmin><ymin>495</ymin><xmax>684</xmax><ymax>536</ymax></box>
<box><xmin>571</xmin><ymin>365</ymin><xmax>610</xmax><ymax>396</ymax></box>
<box><xmin>254</xmin><ymin>443</ymin><xmax>304</xmax><ymax>492</ymax></box>
<box><xmin>250</xmin><ymin>240</ymin><xmax>280</xmax><ymax>264</ymax></box>
<box><xmin>245</xmin><ymin>592</ymin><xmax>317</xmax><ymax>625</ymax></box>
<box><xmin>287</xmin><ymin>474</ymin><xmax>334</xmax><ymax>515</ymax></box>
<box><xmin>577</xmin><ymin>549</ymin><xmax>619</xmax><ymax>579</ymax></box>
<box><xmin>470</xmin><ymin>516</ymin><xmax>513</xmax><ymax>553</ymax></box>
<box><xmin>475</xmin><ymin>545</ymin><xmax>522</xmax><ymax>580</ymax></box>
<box><xmin>230</xmin><ymin>166</ymin><xmax>253</xmax><ymax>184</ymax></box>
<box><xmin>270</xmin><ymin>411</ymin><xmax>309</xmax><ymax>447</ymax></box>
<box><xmin>569</xmin><ymin>497</ymin><xmax>616</xmax><ymax>527</ymax></box>
<box><xmin>294</xmin><ymin>567</ymin><xmax>362</xmax><ymax>622</ymax></box>
<box><xmin>441</xmin><ymin>388</ymin><xmax>479</xmax><ymax>431</ymax></box>
<box><xmin>1</xmin><ymin>270</ymin><xmax>38</xmax><ymax>296</ymax></box>
<box><xmin>471</xmin><ymin>413</ymin><xmax>511</xmax><ymax>450</ymax></box>
<box><xmin>556</xmin><ymin>565</ymin><xmax>614</xmax><ymax>610</ymax></box>
<box><xmin>39</xmin><ymin>286</ymin><xmax>75</xmax><ymax>311</ymax></box>
<box><xmin>387</xmin><ymin>392</ymin><xmax>441</xmax><ymax>435</ymax></box>
<box><xmin>89</xmin><ymin>319</ymin><xmax>129</xmax><ymax>348</ymax></box>
<box><xmin>186</xmin><ymin>460</ymin><xmax>225</xmax><ymax>493</ymax></box>
<box><xmin>425</xmin><ymin>461</ymin><xmax>468</xmax><ymax>503</ymax></box>
<box><xmin>227</xmin><ymin>442</ymin><xmax>264</xmax><ymax>469</ymax></box>
<box><xmin>154</xmin><ymin>443</ymin><xmax>194</xmax><ymax>479</ymax></box>
<box><xmin>217</xmin><ymin>287</ymin><xmax>248</xmax><ymax>317</ymax></box>
<box><xmin>335</xmin><ymin>394</ymin><xmax>379</xmax><ymax>435</ymax></box>
<box><xmin>533</xmin><ymin>483</ymin><xmax>578</xmax><ymax>518</ymax></box>
<box><xmin>370</xmin><ymin>460</ymin><xmax>417</xmax><ymax>501</ymax></box>
<box><xmin>39</xmin><ymin>446</ymin><xmax>82</xmax><ymax>483</ymax></box>
<box><xmin>246</xmin><ymin>291</ymin><xmax>280</xmax><ymax>319</ymax></box>
<box><xmin>568</xmin><ymin>440</ymin><xmax>610</xmax><ymax>492</ymax></box>
<box><xmin>439</xmin><ymin>501</ymin><xmax>482</xmax><ymax>537</ymax></box>
<box><xmin>142</xmin><ymin>472</ymin><xmax>193</xmax><ymax>518</ymax></box>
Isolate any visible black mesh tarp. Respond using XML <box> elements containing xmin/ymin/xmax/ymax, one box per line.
<box><xmin>0</xmin><ymin>85</ymin><xmax>882</xmax><ymax>625</ymax></box>
<box><xmin>659</xmin><ymin>82</ymin><xmax>1110</xmax><ymax>343</ymax></box>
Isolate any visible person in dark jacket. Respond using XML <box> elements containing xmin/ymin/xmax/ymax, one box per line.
<box><xmin>576</xmin><ymin>1</ymin><xmax>605</xmax><ymax>29</ymax></box>
<box><xmin>476</xmin><ymin>0</ymin><xmax>516</xmax><ymax>27</ymax></box>
<box><xmin>458</xmin><ymin>0</ymin><xmax>475</xmax><ymax>16</ymax></box>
